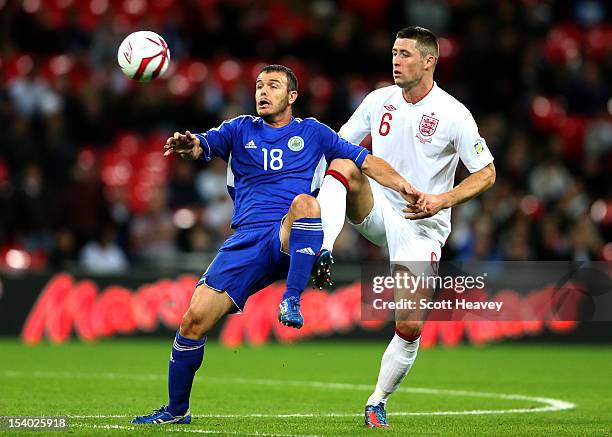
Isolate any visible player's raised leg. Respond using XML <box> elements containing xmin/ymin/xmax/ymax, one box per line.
<box><xmin>132</xmin><ymin>284</ymin><xmax>235</xmax><ymax>424</ymax></box>
<box><xmin>278</xmin><ymin>194</ymin><xmax>324</xmax><ymax>328</ymax></box>
<box><xmin>314</xmin><ymin>159</ymin><xmax>374</xmax><ymax>288</ymax></box>
<box><xmin>364</xmin><ymin>265</ymin><xmax>433</xmax><ymax>428</ymax></box>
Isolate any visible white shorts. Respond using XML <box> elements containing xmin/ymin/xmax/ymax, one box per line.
<box><xmin>350</xmin><ymin>178</ymin><xmax>442</xmax><ymax>276</ymax></box>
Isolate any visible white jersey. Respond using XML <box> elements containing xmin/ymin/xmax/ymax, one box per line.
<box><xmin>339</xmin><ymin>83</ymin><xmax>494</xmax><ymax>245</ymax></box>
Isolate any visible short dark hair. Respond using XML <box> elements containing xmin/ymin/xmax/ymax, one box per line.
<box><xmin>259</xmin><ymin>64</ymin><xmax>298</xmax><ymax>92</ymax></box>
<box><xmin>396</xmin><ymin>26</ymin><xmax>439</xmax><ymax>59</ymax></box>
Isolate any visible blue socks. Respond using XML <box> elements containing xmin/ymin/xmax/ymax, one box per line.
<box><xmin>283</xmin><ymin>217</ymin><xmax>324</xmax><ymax>300</ymax></box>
<box><xmin>167</xmin><ymin>218</ymin><xmax>322</xmax><ymax>415</ymax></box>
<box><xmin>168</xmin><ymin>331</ymin><xmax>205</xmax><ymax>416</ymax></box>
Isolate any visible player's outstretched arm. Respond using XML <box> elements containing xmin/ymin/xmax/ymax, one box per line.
<box><xmin>360</xmin><ymin>154</ymin><xmax>427</xmax><ymax>210</ymax></box>
<box><xmin>163</xmin><ymin>131</ymin><xmax>203</xmax><ymax>160</ymax></box>
<box><xmin>404</xmin><ymin>162</ymin><xmax>496</xmax><ymax>220</ymax></box>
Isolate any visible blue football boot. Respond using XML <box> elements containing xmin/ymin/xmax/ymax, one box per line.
<box><xmin>311</xmin><ymin>249</ymin><xmax>334</xmax><ymax>290</ymax></box>
<box><xmin>278</xmin><ymin>295</ymin><xmax>304</xmax><ymax>329</ymax></box>
<box><xmin>364</xmin><ymin>402</ymin><xmax>389</xmax><ymax>428</ymax></box>
<box><xmin>131</xmin><ymin>405</ymin><xmax>191</xmax><ymax>424</ymax></box>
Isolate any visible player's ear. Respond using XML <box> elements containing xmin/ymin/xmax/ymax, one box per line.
<box><xmin>424</xmin><ymin>54</ymin><xmax>437</xmax><ymax>71</ymax></box>
<box><xmin>288</xmin><ymin>90</ymin><xmax>298</xmax><ymax>105</ymax></box>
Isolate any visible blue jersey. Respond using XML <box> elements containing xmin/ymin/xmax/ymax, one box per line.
<box><xmin>195</xmin><ymin>116</ymin><xmax>369</xmax><ymax>229</ymax></box>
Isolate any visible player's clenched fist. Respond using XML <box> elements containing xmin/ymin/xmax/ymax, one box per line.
<box><xmin>397</xmin><ymin>182</ymin><xmax>429</xmax><ymax>212</ymax></box>
<box><xmin>403</xmin><ymin>192</ymin><xmax>450</xmax><ymax>220</ymax></box>
<box><xmin>163</xmin><ymin>130</ymin><xmax>203</xmax><ymax>160</ymax></box>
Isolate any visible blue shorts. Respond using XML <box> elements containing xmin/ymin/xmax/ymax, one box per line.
<box><xmin>197</xmin><ymin>222</ymin><xmax>290</xmax><ymax>311</ymax></box>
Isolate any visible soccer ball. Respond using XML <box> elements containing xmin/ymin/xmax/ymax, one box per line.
<box><xmin>117</xmin><ymin>31</ymin><xmax>170</xmax><ymax>82</ymax></box>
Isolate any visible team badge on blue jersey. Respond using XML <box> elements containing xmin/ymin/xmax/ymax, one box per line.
<box><xmin>288</xmin><ymin>136</ymin><xmax>304</xmax><ymax>152</ymax></box>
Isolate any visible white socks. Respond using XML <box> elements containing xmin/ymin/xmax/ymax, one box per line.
<box><xmin>366</xmin><ymin>334</ymin><xmax>420</xmax><ymax>406</ymax></box>
<box><xmin>317</xmin><ymin>175</ymin><xmax>347</xmax><ymax>252</ymax></box>
<box><xmin>319</xmin><ymin>173</ymin><xmax>421</xmax><ymax>406</ymax></box>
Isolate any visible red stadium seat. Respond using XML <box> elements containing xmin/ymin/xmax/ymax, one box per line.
<box><xmin>529</xmin><ymin>96</ymin><xmax>567</xmax><ymax>132</ymax></box>
<box><xmin>584</xmin><ymin>25</ymin><xmax>612</xmax><ymax>61</ymax></box>
<box><xmin>544</xmin><ymin>24</ymin><xmax>581</xmax><ymax>65</ymax></box>
<box><xmin>558</xmin><ymin>115</ymin><xmax>590</xmax><ymax>161</ymax></box>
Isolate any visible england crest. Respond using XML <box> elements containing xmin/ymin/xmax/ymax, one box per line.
<box><xmin>419</xmin><ymin>114</ymin><xmax>439</xmax><ymax>137</ymax></box>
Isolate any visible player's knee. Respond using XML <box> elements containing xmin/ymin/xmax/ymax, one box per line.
<box><xmin>395</xmin><ymin>321</ymin><xmax>423</xmax><ymax>340</ymax></box>
<box><xmin>328</xmin><ymin>159</ymin><xmax>361</xmax><ymax>187</ymax></box>
<box><xmin>290</xmin><ymin>194</ymin><xmax>320</xmax><ymax>217</ymax></box>
<box><xmin>179</xmin><ymin>309</ymin><xmax>208</xmax><ymax>339</ymax></box>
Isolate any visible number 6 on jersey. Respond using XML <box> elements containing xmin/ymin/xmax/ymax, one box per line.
<box><xmin>379</xmin><ymin>112</ymin><xmax>392</xmax><ymax>136</ymax></box>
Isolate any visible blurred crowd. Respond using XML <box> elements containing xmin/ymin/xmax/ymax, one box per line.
<box><xmin>0</xmin><ymin>0</ymin><xmax>611</xmax><ymax>273</ymax></box>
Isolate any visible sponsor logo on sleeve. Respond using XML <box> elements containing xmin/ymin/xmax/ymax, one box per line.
<box><xmin>474</xmin><ymin>139</ymin><xmax>485</xmax><ymax>155</ymax></box>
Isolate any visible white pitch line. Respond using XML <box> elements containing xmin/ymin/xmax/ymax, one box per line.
<box><xmin>0</xmin><ymin>369</ymin><xmax>575</xmax><ymax>417</ymax></box>
<box><xmin>71</xmin><ymin>423</ymin><xmax>320</xmax><ymax>437</ymax></box>
<box><xmin>71</xmin><ymin>415</ymin><xmax>129</xmax><ymax>418</ymax></box>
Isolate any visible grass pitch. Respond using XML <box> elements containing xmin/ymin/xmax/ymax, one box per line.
<box><xmin>0</xmin><ymin>338</ymin><xmax>610</xmax><ymax>436</ymax></box>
